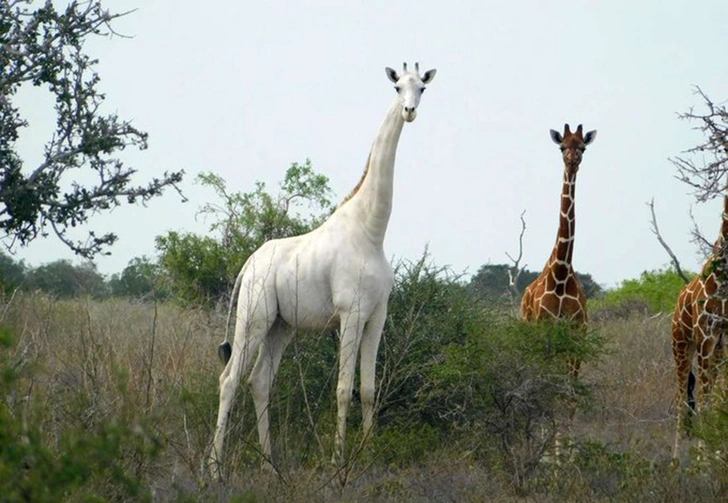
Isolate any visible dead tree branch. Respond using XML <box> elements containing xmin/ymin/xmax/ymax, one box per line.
<box><xmin>688</xmin><ymin>206</ymin><xmax>714</xmax><ymax>259</ymax></box>
<box><xmin>505</xmin><ymin>210</ymin><xmax>528</xmax><ymax>303</ymax></box>
<box><xmin>647</xmin><ymin>199</ymin><xmax>690</xmax><ymax>284</ymax></box>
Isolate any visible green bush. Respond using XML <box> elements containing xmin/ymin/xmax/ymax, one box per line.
<box><xmin>376</xmin><ymin>251</ymin><xmax>483</xmax><ymax>429</ymax></box>
<box><xmin>424</xmin><ymin>316</ymin><xmax>604</xmax><ymax>489</ymax></box>
<box><xmin>369</xmin><ymin>423</ymin><xmax>441</xmax><ymax>466</ymax></box>
<box><xmin>595</xmin><ymin>268</ymin><xmax>692</xmax><ymax>315</ymax></box>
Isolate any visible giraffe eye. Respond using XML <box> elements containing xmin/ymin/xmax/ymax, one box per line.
<box><xmin>560</xmin><ymin>147</ymin><xmax>565</xmax><ymax>152</ymax></box>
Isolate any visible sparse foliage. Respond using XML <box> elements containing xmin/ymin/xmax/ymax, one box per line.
<box><xmin>649</xmin><ymin>88</ymin><xmax>728</xmax><ymax>286</ymax></box>
<box><xmin>0</xmin><ymin>0</ymin><xmax>183</xmax><ymax>258</ymax></box>
<box><xmin>672</xmin><ymin>87</ymin><xmax>728</xmax><ymax>202</ymax></box>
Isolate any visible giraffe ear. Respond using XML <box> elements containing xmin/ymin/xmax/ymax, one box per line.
<box><xmin>583</xmin><ymin>130</ymin><xmax>597</xmax><ymax>145</ymax></box>
<box><xmin>421</xmin><ymin>69</ymin><xmax>437</xmax><ymax>84</ymax></box>
<box><xmin>550</xmin><ymin>129</ymin><xmax>563</xmax><ymax>144</ymax></box>
<box><xmin>385</xmin><ymin>67</ymin><xmax>399</xmax><ymax>83</ymax></box>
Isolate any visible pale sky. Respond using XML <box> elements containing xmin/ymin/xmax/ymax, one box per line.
<box><xmin>10</xmin><ymin>0</ymin><xmax>728</xmax><ymax>288</ymax></box>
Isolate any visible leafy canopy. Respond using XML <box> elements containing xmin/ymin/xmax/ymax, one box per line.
<box><xmin>0</xmin><ymin>0</ymin><xmax>183</xmax><ymax>258</ymax></box>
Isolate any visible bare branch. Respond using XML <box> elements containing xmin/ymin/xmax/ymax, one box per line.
<box><xmin>647</xmin><ymin>198</ymin><xmax>690</xmax><ymax>283</ymax></box>
<box><xmin>671</xmin><ymin>86</ymin><xmax>728</xmax><ymax>202</ymax></box>
<box><xmin>505</xmin><ymin>210</ymin><xmax>528</xmax><ymax>303</ymax></box>
<box><xmin>688</xmin><ymin>206</ymin><xmax>714</xmax><ymax>259</ymax></box>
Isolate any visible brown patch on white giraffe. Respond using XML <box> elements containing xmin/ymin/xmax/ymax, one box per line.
<box><xmin>339</xmin><ymin>152</ymin><xmax>371</xmax><ymax>206</ymax></box>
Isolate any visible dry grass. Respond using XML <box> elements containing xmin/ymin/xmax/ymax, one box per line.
<box><xmin>1</xmin><ymin>293</ymin><xmax>724</xmax><ymax>501</ymax></box>
<box><xmin>578</xmin><ymin>313</ymin><xmax>676</xmax><ymax>458</ymax></box>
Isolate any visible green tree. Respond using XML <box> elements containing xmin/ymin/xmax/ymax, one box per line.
<box><xmin>468</xmin><ymin>264</ymin><xmax>538</xmax><ymax>304</ymax></box>
<box><xmin>0</xmin><ymin>1</ymin><xmax>183</xmax><ymax>258</ymax></box>
<box><xmin>0</xmin><ymin>251</ymin><xmax>25</xmax><ymax>294</ymax></box>
<box><xmin>108</xmin><ymin>256</ymin><xmax>167</xmax><ymax>300</ymax></box>
<box><xmin>155</xmin><ymin>232</ymin><xmax>229</xmax><ymax>306</ymax></box>
<box><xmin>577</xmin><ymin>272</ymin><xmax>604</xmax><ymax>300</ymax></box>
<box><xmin>24</xmin><ymin>259</ymin><xmax>107</xmax><ymax>298</ymax></box>
<box><xmin>468</xmin><ymin>263</ymin><xmax>601</xmax><ymax>304</ymax></box>
<box><xmin>156</xmin><ymin>160</ymin><xmax>333</xmax><ymax>306</ymax></box>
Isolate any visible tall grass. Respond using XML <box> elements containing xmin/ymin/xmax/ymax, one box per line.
<box><xmin>2</xmin><ymin>292</ymin><xmax>728</xmax><ymax>501</ymax></box>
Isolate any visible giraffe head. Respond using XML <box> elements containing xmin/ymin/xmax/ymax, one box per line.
<box><xmin>550</xmin><ymin>123</ymin><xmax>597</xmax><ymax>171</ymax></box>
<box><xmin>385</xmin><ymin>62</ymin><xmax>436</xmax><ymax>123</ymax></box>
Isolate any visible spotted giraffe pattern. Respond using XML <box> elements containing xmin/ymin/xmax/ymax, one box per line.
<box><xmin>671</xmin><ymin>200</ymin><xmax>728</xmax><ymax>458</ymax></box>
<box><xmin>521</xmin><ymin>123</ymin><xmax>596</xmax><ymax>377</ymax></box>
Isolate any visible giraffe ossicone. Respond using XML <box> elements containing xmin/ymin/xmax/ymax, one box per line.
<box><xmin>207</xmin><ymin>62</ymin><xmax>436</xmax><ymax>478</ymax></box>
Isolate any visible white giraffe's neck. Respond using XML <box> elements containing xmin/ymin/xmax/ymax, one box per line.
<box><xmin>346</xmin><ymin>99</ymin><xmax>405</xmax><ymax>244</ymax></box>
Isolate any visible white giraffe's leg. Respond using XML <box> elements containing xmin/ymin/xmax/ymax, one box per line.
<box><xmin>248</xmin><ymin>318</ymin><xmax>293</xmax><ymax>465</ymax></box>
<box><xmin>333</xmin><ymin>309</ymin><xmax>365</xmax><ymax>466</ymax></box>
<box><xmin>359</xmin><ymin>301</ymin><xmax>387</xmax><ymax>439</ymax></box>
<box><xmin>208</xmin><ymin>279</ymin><xmax>278</xmax><ymax>479</ymax></box>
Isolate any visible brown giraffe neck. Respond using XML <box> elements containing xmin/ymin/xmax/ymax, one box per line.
<box><xmin>547</xmin><ymin>168</ymin><xmax>578</xmax><ymax>278</ymax></box>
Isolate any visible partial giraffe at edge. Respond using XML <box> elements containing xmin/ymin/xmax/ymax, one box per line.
<box><xmin>671</xmin><ymin>189</ymin><xmax>728</xmax><ymax>460</ymax></box>
<box><xmin>520</xmin><ymin>123</ymin><xmax>597</xmax><ymax>378</ymax></box>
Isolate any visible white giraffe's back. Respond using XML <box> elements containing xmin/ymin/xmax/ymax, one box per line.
<box><xmin>239</xmin><ymin>208</ymin><xmax>394</xmax><ymax>331</ymax></box>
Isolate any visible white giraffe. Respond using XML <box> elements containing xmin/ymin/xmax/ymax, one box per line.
<box><xmin>208</xmin><ymin>62</ymin><xmax>436</xmax><ymax>477</ymax></box>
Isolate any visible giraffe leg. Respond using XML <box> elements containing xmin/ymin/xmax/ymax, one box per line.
<box><xmin>333</xmin><ymin>309</ymin><xmax>365</xmax><ymax>467</ymax></box>
<box><xmin>208</xmin><ymin>326</ymin><xmax>266</xmax><ymax>479</ymax></box>
<box><xmin>359</xmin><ymin>301</ymin><xmax>387</xmax><ymax>441</ymax></box>
<box><xmin>708</xmin><ymin>329</ymin><xmax>725</xmax><ymax>393</ymax></box>
<box><xmin>248</xmin><ymin>318</ymin><xmax>293</xmax><ymax>468</ymax></box>
<box><xmin>672</xmin><ymin>328</ymin><xmax>695</xmax><ymax>460</ymax></box>
<box><xmin>208</xmin><ymin>281</ymin><xmax>278</xmax><ymax>480</ymax></box>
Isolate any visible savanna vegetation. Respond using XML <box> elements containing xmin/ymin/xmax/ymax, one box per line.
<box><xmin>2</xmin><ymin>159</ymin><xmax>727</xmax><ymax>501</ymax></box>
<box><xmin>4</xmin><ymin>256</ymin><xmax>728</xmax><ymax>502</ymax></box>
<box><xmin>4</xmin><ymin>2</ymin><xmax>728</xmax><ymax>502</ymax></box>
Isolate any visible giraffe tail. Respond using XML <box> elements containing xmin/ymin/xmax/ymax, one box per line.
<box><xmin>218</xmin><ymin>270</ymin><xmax>244</xmax><ymax>365</ymax></box>
<box><xmin>687</xmin><ymin>370</ymin><xmax>696</xmax><ymax>414</ymax></box>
